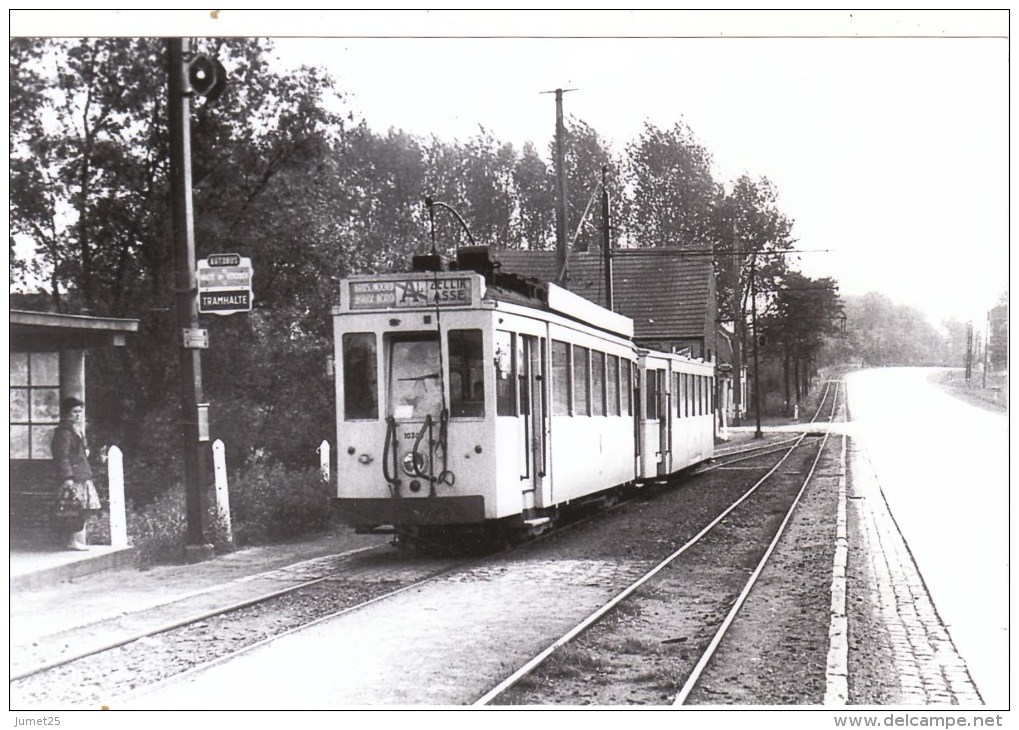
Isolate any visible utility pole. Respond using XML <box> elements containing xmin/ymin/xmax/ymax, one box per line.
<box><xmin>750</xmin><ymin>253</ymin><xmax>763</xmax><ymax>439</ymax></box>
<box><xmin>731</xmin><ymin>218</ymin><xmax>743</xmax><ymax>425</ymax></box>
<box><xmin>544</xmin><ymin>87</ymin><xmax>573</xmax><ymax>286</ymax></box>
<box><xmin>168</xmin><ymin>38</ymin><xmax>212</xmax><ymax>561</ymax></box>
<box><xmin>965</xmin><ymin>321</ymin><xmax>973</xmax><ymax>382</ymax></box>
<box><xmin>983</xmin><ymin>309</ymin><xmax>990</xmax><ymax>389</ymax></box>
<box><xmin>601</xmin><ymin>165</ymin><xmax>613</xmax><ymax>311</ymax></box>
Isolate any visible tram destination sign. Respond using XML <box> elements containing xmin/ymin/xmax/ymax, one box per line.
<box><xmin>197</xmin><ymin>254</ymin><xmax>253</xmax><ymax>315</ymax></box>
<box><xmin>348</xmin><ymin>275</ymin><xmax>474</xmax><ymax>310</ymax></box>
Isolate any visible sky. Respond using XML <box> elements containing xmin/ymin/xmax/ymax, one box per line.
<box><xmin>10</xmin><ymin>10</ymin><xmax>1010</xmax><ymax>327</ymax></box>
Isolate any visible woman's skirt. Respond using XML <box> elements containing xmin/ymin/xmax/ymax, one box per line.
<box><xmin>70</xmin><ymin>479</ymin><xmax>102</xmax><ymax>511</ymax></box>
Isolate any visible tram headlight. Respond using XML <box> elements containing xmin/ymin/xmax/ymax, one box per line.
<box><xmin>402</xmin><ymin>451</ymin><xmax>425</xmax><ymax>476</ymax></box>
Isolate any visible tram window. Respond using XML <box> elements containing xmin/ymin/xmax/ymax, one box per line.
<box><xmin>646</xmin><ymin>370</ymin><xmax>659</xmax><ymax>420</ymax></box>
<box><xmin>607</xmin><ymin>355</ymin><xmax>620</xmax><ymax>416</ymax></box>
<box><xmin>695</xmin><ymin>376</ymin><xmax>702</xmax><ymax>416</ymax></box>
<box><xmin>682</xmin><ymin>373</ymin><xmax>689</xmax><ymax>418</ymax></box>
<box><xmin>343</xmin><ymin>333</ymin><xmax>378</xmax><ymax>420</ymax></box>
<box><xmin>495</xmin><ymin>330</ymin><xmax>516</xmax><ymax>417</ymax></box>
<box><xmin>621</xmin><ymin>360</ymin><xmax>632</xmax><ymax>416</ymax></box>
<box><xmin>388</xmin><ymin>334</ymin><xmax>442</xmax><ymax>419</ymax></box>
<box><xmin>673</xmin><ymin>373</ymin><xmax>680</xmax><ymax>417</ymax></box>
<box><xmin>573</xmin><ymin>346</ymin><xmax>591</xmax><ymax>416</ymax></box>
<box><xmin>552</xmin><ymin>340</ymin><xmax>571</xmax><ymax>416</ymax></box>
<box><xmin>591</xmin><ymin>351</ymin><xmax>606</xmax><ymax>416</ymax></box>
<box><xmin>448</xmin><ymin>329</ymin><xmax>485</xmax><ymax>418</ymax></box>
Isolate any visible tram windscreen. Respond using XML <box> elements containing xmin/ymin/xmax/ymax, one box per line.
<box><xmin>388</xmin><ymin>335</ymin><xmax>444</xmax><ymax>419</ymax></box>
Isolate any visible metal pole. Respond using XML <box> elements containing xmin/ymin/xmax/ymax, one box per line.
<box><xmin>601</xmin><ymin>165</ymin><xmax>613</xmax><ymax>311</ymax></box>
<box><xmin>751</xmin><ymin>253</ymin><xmax>763</xmax><ymax>439</ymax></box>
<box><xmin>168</xmin><ymin>38</ymin><xmax>210</xmax><ymax>556</ymax></box>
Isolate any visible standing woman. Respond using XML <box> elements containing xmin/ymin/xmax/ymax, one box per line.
<box><xmin>51</xmin><ymin>397</ymin><xmax>102</xmax><ymax>550</ymax></box>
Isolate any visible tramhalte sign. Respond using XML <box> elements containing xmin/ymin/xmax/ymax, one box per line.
<box><xmin>197</xmin><ymin>254</ymin><xmax>253</xmax><ymax>315</ymax></box>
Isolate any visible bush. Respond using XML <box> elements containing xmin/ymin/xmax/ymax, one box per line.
<box><xmin>125</xmin><ymin>486</ymin><xmax>192</xmax><ymax>567</ymax></box>
<box><xmin>228</xmin><ymin>461</ymin><xmax>334</xmax><ymax>546</ymax></box>
<box><xmin>112</xmin><ymin>459</ymin><xmax>334</xmax><ymax>566</ymax></box>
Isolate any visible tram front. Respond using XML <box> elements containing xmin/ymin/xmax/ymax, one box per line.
<box><xmin>331</xmin><ymin>270</ymin><xmax>493</xmax><ymax>534</ymax></box>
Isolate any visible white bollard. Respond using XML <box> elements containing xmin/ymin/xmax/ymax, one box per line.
<box><xmin>213</xmin><ymin>439</ymin><xmax>233</xmax><ymax>545</ymax></box>
<box><xmin>107</xmin><ymin>445</ymin><xmax>128</xmax><ymax>548</ymax></box>
<box><xmin>317</xmin><ymin>440</ymin><xmax>331</xmax><ymax>482</ymax></box>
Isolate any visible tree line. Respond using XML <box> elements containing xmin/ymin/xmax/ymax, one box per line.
<box><xmin>9</xmin><ymin>36</ymin><xmax>915</xmax><ymax>481</ymax></box>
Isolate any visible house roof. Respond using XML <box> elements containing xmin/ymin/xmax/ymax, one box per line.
<box><xmin>492</xmin><ymin>248</ymin><xmax>715</xmax><ymax>341</ymax></box>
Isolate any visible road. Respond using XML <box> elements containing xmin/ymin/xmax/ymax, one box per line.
<box><xmin>845</xmin><ymin>367</ymin><xmax>1009</xmax><ymax>708</ymax></box>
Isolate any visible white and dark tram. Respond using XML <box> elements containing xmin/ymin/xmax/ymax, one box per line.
<box><xmin>331</xmin><ymin>247</ymin><xmax>716</xmax><ymax>539</ymax></box>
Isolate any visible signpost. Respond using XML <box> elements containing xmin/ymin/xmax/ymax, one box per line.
<box><xmin>197</xmin><ymin>254</ymin><xmax>253</xmax><ymax>315</ymax></box>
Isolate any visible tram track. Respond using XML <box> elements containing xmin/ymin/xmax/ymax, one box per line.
<box><xmin>482</xmin><ymin>380</ymin><xmax>842</xmax><ymax>706</ymax></box>
<box><xmin>13</xmin><ymin>383</ymin><xmax>843</xmax><ymax>708</ymax></box>
<box><xmin>12</xmin><ymin>457</ymin><xmax>698</xmax><ymax>708</ymax></box>
<box><xmin>11</xmin><ymin>539</ymin><xmax>508</xmax><ymax>708</ymax></box>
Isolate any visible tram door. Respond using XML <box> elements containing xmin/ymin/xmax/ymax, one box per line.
<box><xmin>519</xmin><ymin>335</ymin><xmax>548</xmax><ymax>506</ymax></box>
<box><xmin>655</xmin><ymin>369</ymin><xmax>671</xmax><ymax>475</ymax></box>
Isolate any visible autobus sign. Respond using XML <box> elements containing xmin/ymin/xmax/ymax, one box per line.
<box><xmin>207</xmin><ymin>253</ymin><xmax>241</xmax><ymax>267</ymax></box>
<box><xmin>197</xmin><ymin>255</ymin><xmax>253</xmax><ymax>315</ymax></box>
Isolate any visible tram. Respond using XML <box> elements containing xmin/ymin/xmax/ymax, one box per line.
<box><xmin>331</xmin><ymin>247</ymin><xmax>715</xmax><ymax>539</ymax></box>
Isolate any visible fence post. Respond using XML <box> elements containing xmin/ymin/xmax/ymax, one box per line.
<box><xmin>213</xmin><ymin>439</ymin><xmax>233</xmax><ymax>546</ymax></box>
<box><xmin>317</xmin><ymin>440</ymin><xmax>331</xmax><ymax>482</ymax></box>
<box><xmin>107</xmin><ymin>445</ymin><xmax>128</xmax><ymax>548</ymax></box>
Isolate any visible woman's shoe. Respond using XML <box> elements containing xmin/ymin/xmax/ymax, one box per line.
<box><xmin>66</xmin><ymin>543</ymin><xmax>89</xmax><ymax>551</ymax></box>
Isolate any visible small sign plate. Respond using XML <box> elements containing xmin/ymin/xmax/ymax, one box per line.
<box><xmin>183</xmin><ymin>327</ymin><xmax>209</xmax><ymax>349</ymax></box>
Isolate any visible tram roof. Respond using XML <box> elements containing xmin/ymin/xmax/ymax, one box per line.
<box><xmin>491</xmin><ymin>247</ymin><xmax>715</xmax><ymax>342</ymax></box>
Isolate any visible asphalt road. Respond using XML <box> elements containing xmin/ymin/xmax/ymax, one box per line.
<box><xmin>844</xmin><ymin>367</ymin><xmax>1009</xmax><ymax>708</ymax></box>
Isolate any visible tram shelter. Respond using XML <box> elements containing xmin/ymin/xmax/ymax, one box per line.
<box><xmin>9</xmin><ymin>309</ymin><xmax>138</xmax><ymax>562</ymax></box>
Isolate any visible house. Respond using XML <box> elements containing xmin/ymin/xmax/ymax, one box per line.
<box><xmin>490</xmin><ymin>247</ymin><xmax>745</xmax><ymax>428</ymax></box>
<box><xmin>492</xmin><ymin>247</ymin><xmax>718</xmax><ymax>360</ymax></box>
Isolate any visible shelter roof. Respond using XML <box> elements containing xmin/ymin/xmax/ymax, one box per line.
<box><xmin>10</xmin><ymin>310</ymin><xmax>139</xmax><ymax>350</ymax></box>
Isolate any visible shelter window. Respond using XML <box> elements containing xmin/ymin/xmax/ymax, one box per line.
<box><xmin>10</xmin><ymin>351</ymin><xmax>60</xmax><ymax>460</ymax></box>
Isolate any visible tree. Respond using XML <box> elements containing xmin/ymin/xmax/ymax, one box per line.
<box><xmin>9</xmin><ymin>37</ymin><xmax>353</xmax><ymax>471</ymax></box>
<box><xmin>760</xmin><ymin>272</ymin><xmax>842</xmax><ymax>408</ymax></box>
<box><xmin>511</xmin><ymin>142</ymin><xmax>555</xmax><ymax>250</ymax></box>
<box><xmin>989</xmin><ymin>291</ymin><xmax>1008</xmax><ymax>371</ymax></box>
<box><xmin>618</xmin><ymin>120</ymin><xmax>722</xmax><ymax>249</ymax></box>
<box><xmin>561</xmin><ymin>118</ymin><xmax>618</xmax><ymax>253</ymax></box>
